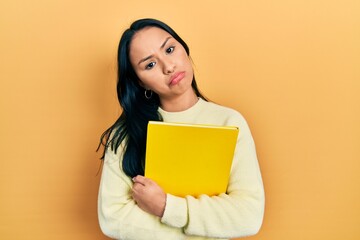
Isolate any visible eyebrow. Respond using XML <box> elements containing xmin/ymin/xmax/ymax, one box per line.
<box><xmin>137</xmin><ymin>36</ymin><xmax>172</xmax><ymax>65</ymax></box>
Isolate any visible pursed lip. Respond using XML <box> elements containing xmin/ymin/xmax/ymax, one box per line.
<box><xmin>169</xmin><ymin>71</ymin><xmax>185</xmax><ymax>86</ymax></box>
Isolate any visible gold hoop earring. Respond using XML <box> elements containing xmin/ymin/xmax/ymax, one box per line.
<box><xmin>144</xmin><ymin>89</ymin><xmax>153</xmax><ymax>99</ymax></box>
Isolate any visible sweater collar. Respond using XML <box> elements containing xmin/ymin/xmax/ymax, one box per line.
<box><xmin>158</xmin><ymin>97</ymin><xmax>205</xmax><ymax>120</ymax></box>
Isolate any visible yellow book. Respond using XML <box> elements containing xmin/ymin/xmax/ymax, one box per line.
<box><xmin>144</xmin><ymin>121</ymin><xmax>239</xmax><ymax>198</ymax></box>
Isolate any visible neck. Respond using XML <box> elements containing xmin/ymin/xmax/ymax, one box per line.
<box><xmin>160</xmin><ymin>91</ymin><xmax>199</xmax><ymax>112</ymax></box>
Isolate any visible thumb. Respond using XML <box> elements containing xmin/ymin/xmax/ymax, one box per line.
<box><xmin>132</xmin><ymin>175</ymin><xmax>148</xmax><ymax>186</ymax></box>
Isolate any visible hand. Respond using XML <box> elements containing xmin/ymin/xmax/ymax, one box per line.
<box><xmin>132</xmin><ymin>175</ymin><xmax>166</xmax><ymax>217</ymax></box>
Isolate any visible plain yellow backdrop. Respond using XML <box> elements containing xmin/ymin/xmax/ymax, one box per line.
<box><xmin>1</xmin><ymin>0</ymin><xmax>359</xmax><ymax>239</ymax></box>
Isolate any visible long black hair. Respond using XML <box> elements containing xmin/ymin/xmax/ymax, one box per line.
<box><xmin>98</xmin><ymin>18</ymin><xmax>206</xmax><ymax>178</ymax></box>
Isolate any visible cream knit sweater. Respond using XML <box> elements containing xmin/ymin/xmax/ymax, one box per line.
<box><xmin>98</xmin><ymin>98</ymin><xmax>265</xmax><ymax>240</ymax></box>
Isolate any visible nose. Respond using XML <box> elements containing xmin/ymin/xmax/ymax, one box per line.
<box><xmin>162</xmin><ymin>58</ymin><xmax>175</xmax><ymax>74</ymax></box>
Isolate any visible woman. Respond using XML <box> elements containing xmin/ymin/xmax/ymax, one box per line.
<box><xmin>98</xmin><ymin>18</ymin><xmax>265</xmax><ymax>240</ymax></box>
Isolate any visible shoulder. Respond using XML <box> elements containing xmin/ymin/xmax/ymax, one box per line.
<box><xmin>104</xmin><ymin>140</ymin><xmax>125</xmax><ymax>165</ymax></box>
<box><xmin>202</xmin><ymin>100</ymin><xmax>241</xmax><ymax>116</ymax></box>
<box><xmin>199</xmin><ymin>99</ymin><xmax>247</xmax><ymax>127</ymax></box>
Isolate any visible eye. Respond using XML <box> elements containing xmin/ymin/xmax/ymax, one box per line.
<box><xmin>166</xmin><ymin>46</ymin><xmax>175</xmax><ymax>54</ymax></box>
<box><xmin>145</xmin><ymin>61</ymin><xmax>156</xmax><ymax>70</ymax></box>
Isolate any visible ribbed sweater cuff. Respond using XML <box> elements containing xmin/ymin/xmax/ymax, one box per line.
<box><xmin>161</xmin><ymin>194</ymin><xmax>188</xmax><ymax>228</ymax></box>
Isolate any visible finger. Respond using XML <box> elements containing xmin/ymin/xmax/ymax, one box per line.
<box><xmin>132</xmin><ymin>182</ymin><xmax>145</xmax><ymax>192</ymax></box>
<box><xmin>132</xmin><ymin>175</ymin><xmax>148</xmax><ymax>186</ymax></box>
<box><xmin>131</xmin><ymin>187</ymin><xmax>139</xmax><ymax>201</ymax></box>
<box><xmin>131</xmin><ymin>192</ymin><xmax>136</xmax><ymax>202</ymax></box>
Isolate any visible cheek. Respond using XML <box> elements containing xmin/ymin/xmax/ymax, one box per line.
<box><xmin>136</xmin><ymin>70</ymin><xmax>159</xmax><ymax>86</ymax></box>
<box><xmin>179</xmin><ymin>52</ymin><xmax>192</xmax><ymax>67</ymax></box>
<box><xmin>182</xmin><ymin>56</ymin><xmax>193</xmax><ymax>73</ymax></box>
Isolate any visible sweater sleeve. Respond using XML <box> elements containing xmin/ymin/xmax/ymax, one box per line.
<box><xmin>161</xmin><ymin>115</ymin><xmax>265</xmax><ymax>239</ymax></box>
<box><xmin>97</xmin><ymin>145</ymin><xmax>187</xmax><ymax>240</ymax></box>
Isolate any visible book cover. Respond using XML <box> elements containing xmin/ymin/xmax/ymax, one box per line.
<box><xmin>145</xmin><ymin>121</ymin><xmax>239</xmax><ymax>198</ymax></box>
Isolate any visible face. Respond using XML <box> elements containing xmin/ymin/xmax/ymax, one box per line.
<box><xmin>129</xmin><ymin>27</ymin><xmax>194</xmax><ymax>102</ymax></box>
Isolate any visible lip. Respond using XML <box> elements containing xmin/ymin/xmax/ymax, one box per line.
<box><xmin>169</xmin><ymin>71</ymin><xmax>185</xmax><ymax>86</ymax></box>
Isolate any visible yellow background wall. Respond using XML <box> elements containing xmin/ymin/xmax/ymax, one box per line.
<box><xmin>1</xmin><ymin>0</ymin><xmax>359</xmax><ymax>239</ymax></box>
